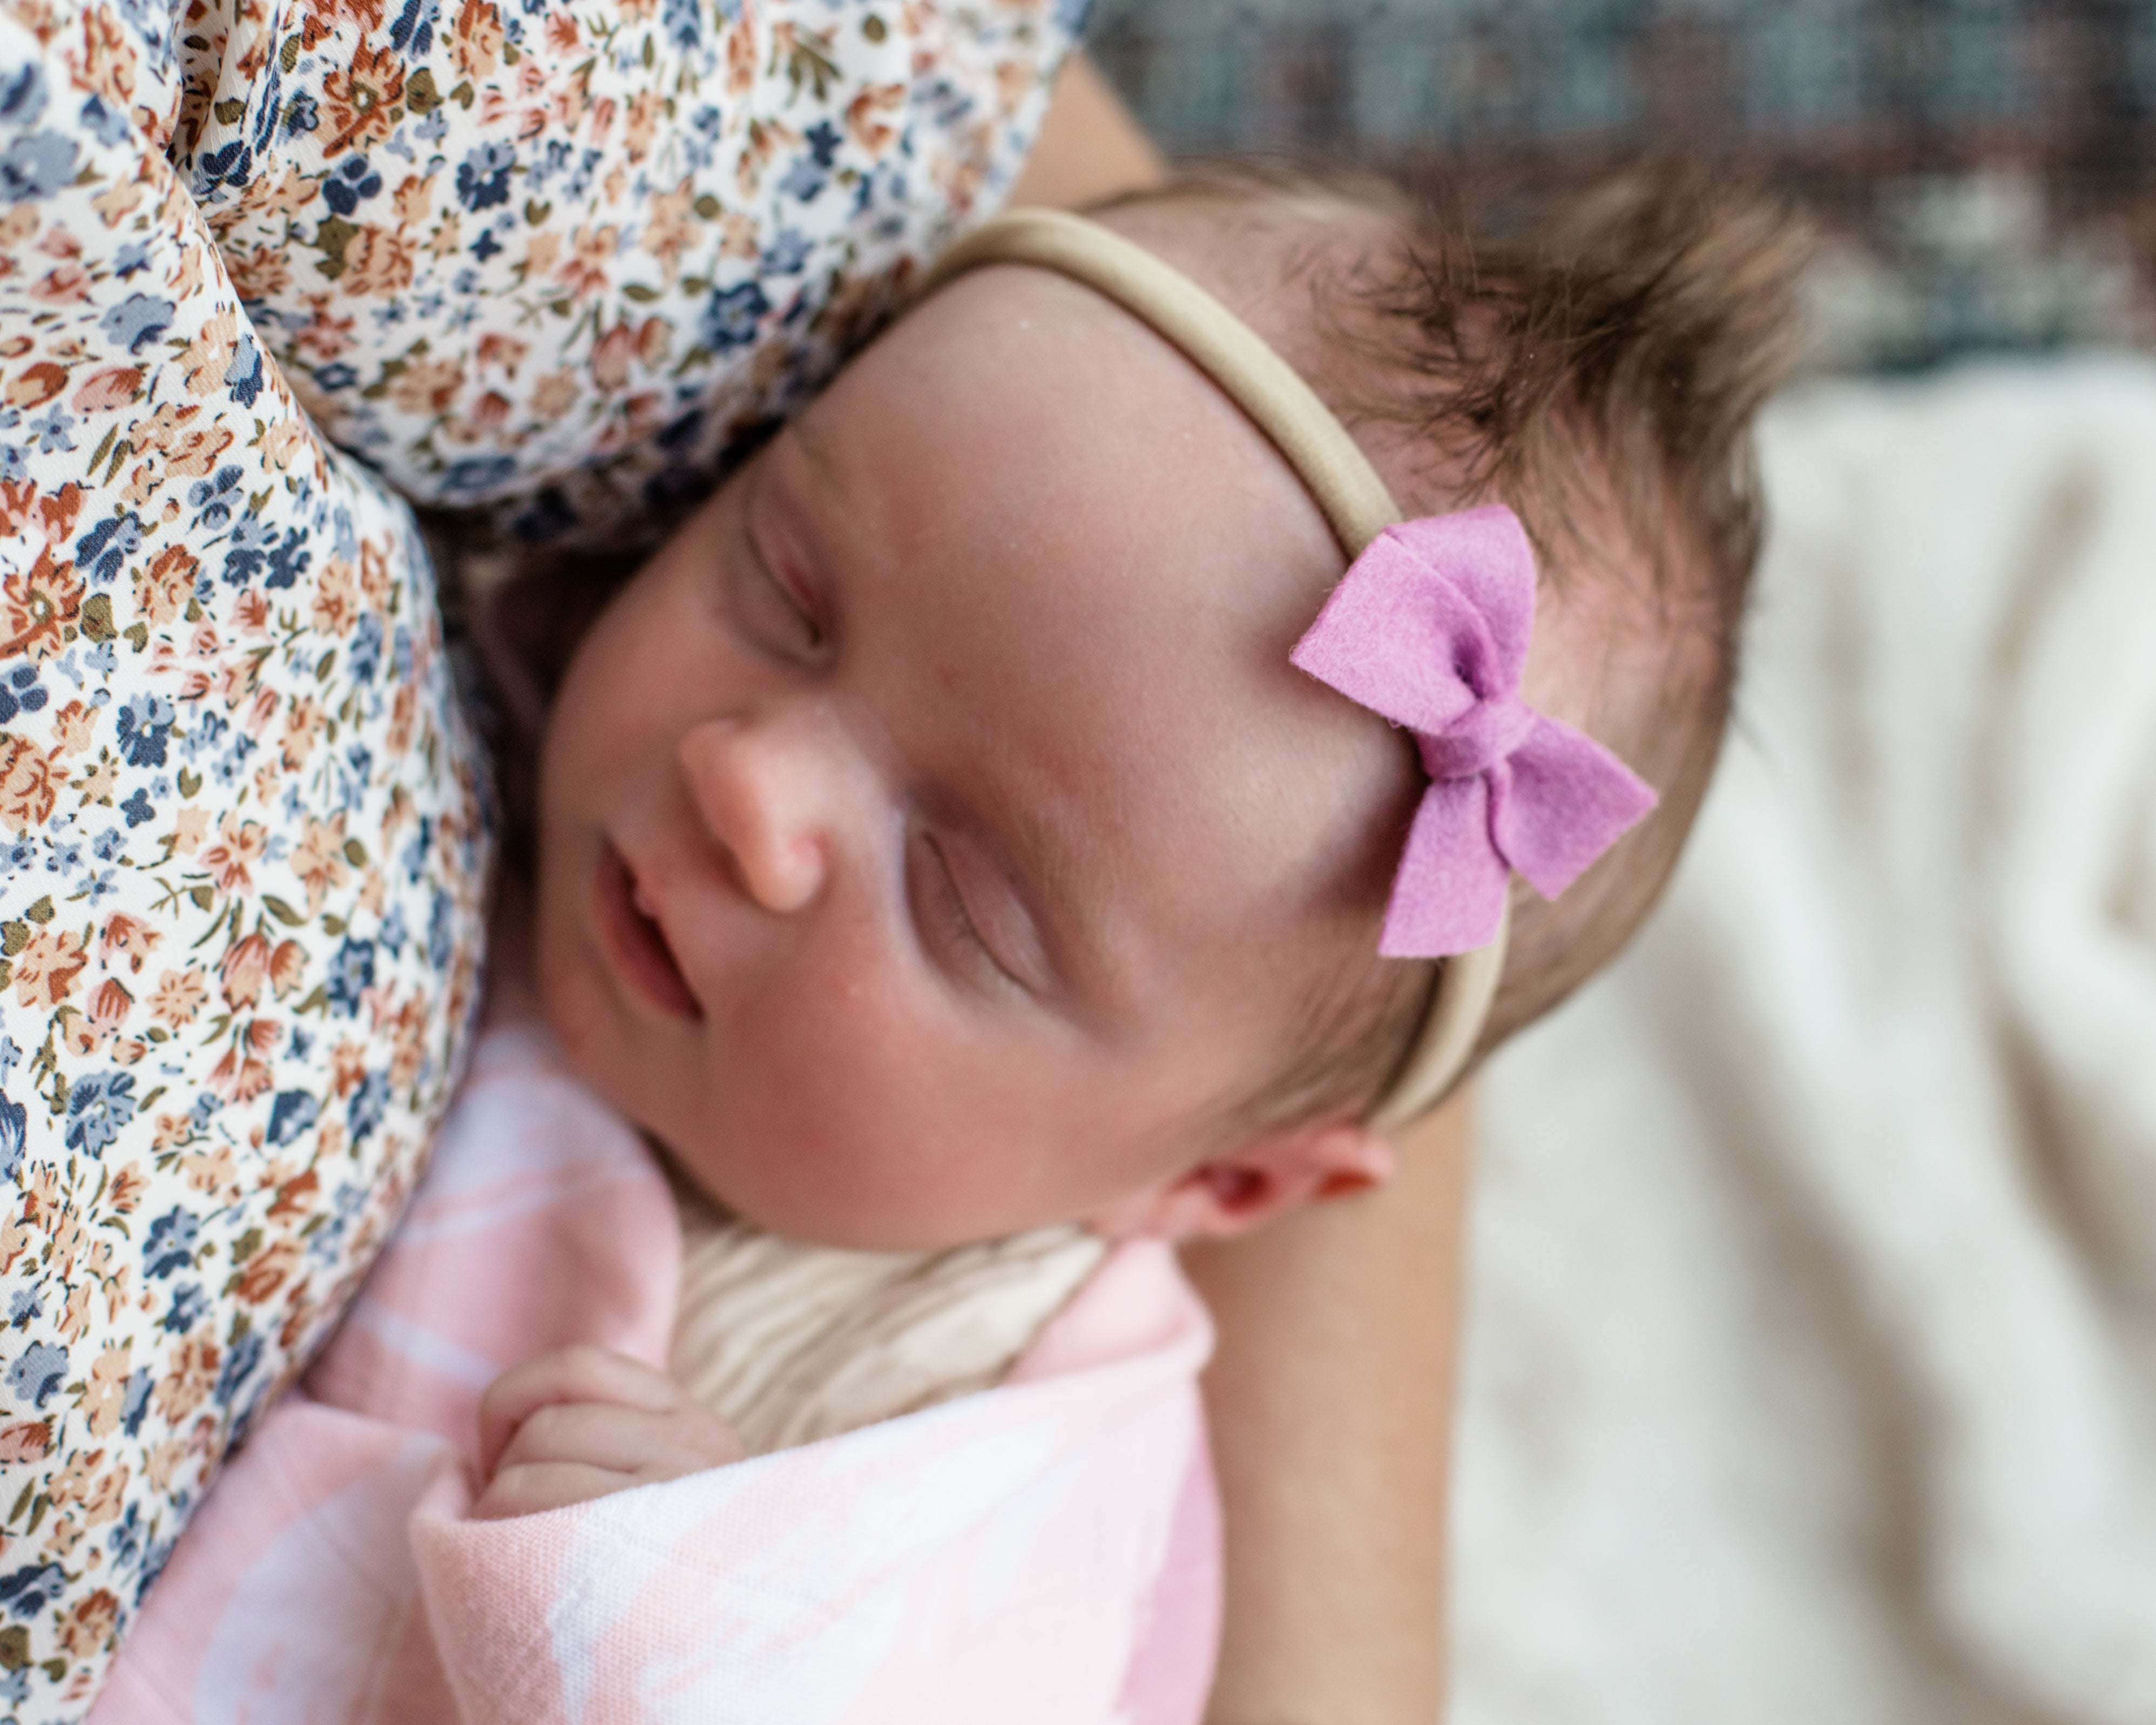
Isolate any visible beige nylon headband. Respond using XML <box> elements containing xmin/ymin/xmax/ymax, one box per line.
<box><xmin>921</xmin><ymin>208</ymin><xmax>1508</xmax><ymax>1131</ymax></box>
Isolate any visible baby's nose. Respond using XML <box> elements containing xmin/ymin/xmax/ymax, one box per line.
<box><xmin>676</xmin><ymin>716</ymin><xmax>834</xmax><ymax>914</ymax></box>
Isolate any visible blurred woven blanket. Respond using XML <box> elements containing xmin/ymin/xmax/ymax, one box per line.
<box><xmin>1458</xmin><ymin>359</ymin><xmax>2156</xmax><ymax>1725</ymax></box>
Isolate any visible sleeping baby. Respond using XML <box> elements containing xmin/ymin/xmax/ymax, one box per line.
<box><xmin>470</xmin><ymin>163</ymin><xmax>1806</xmax><ymax>1513</ymax></box>
<box><xmin>95</xmin><ymin>164</ymin><xmax>1804</xmax><ymax>1720</ymax></box>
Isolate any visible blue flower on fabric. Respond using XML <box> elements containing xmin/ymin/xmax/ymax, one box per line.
<box><xmin>247</xmin><ymin>64</ymin><xmax>285</xmax><ymax>153</ymax></box>
<box><xmin>188</xmin><ymin>466</ymin><xmax>242</xmax><ymax>529</ymax></box>
<box><xmin>120</xmin><ymin>787</ymin><xmax>154</xmax><ymax>827</ymax></box>
<box><xmin>107</xmin><ymin>1505</ymin><xmax>143</xmax><ymax>1572</ymax></box>
<box><xmin>263</xmin><ymin>526</ymin><xmax>310</xmax><ymax>590</ymax></box>
<box><xmin>400</xmin><ymin>814</ymin><xmax>432</xmax><ymax>884</ymax></box>
<box><xmin>314</xmin><ymin>362</ymin><xmax>358</xmax><ymax>392</ymax></box>
<box><xmin>0</xmin><ymin>665</ymin><xmax>44</xmax><ymax>725</ymax></box>
<box><xmin>221</xmin><ymin>517</ymin><xmax>268</xmax><ymax>584</ymax></box>
<box><xmin>225</xmin><ymin>335</ymin><xmax>264</xmax><ymax>408</ymax></box>
<box><xmin>192</xmin><ymin>139</ymin><xmax>252</xmax><ymax>198</ymax></box>
<box><xmin>0</xmin><ymin>1560</ymin><xmax>67</xmax><ymax>1619</ymax></box>
<box><xmin>347</xmin><ymin>1069</ymin><xmax>389</xmax><ymax>1145</ymax></box>
<box><xmin>427</xmin><ymin>887</ymin><xmax>454</xmax><ymax>970</ymax></box>
<box><xmin>76</xmin><ymin>509</ymin><xmax>144</xmax><ymax>581</ymax></box>
<box><xmin>442</xmin><ymin>455</ymin><xmax>516</xmax><ymax>495</ymax></box>
<box><xmin>455</xmin><ymin>141</ymin><xmax>515</xmax><ymax>212</ymax></box>
<box><xmin>137</xmin><ymin>1537</ymin><xmax>177</xmax><ymax>1607</ymax></box>
<box><xmin>114</xmin><ymin>693</ymin><xmax>175</xmax><ymax>767</ymax></box>
<box><xmin>320</xmin><ymin>154</ymin><xmax>383</xmax><ymax>217</ymax></box>
<box><xmin>76</xmin><ymin>91</ymin><xmax>131</xmax><ymax>146</ymax></box>
<box><xmin>214</xmin><ymin>1326</ymin><xmax>263</xmax><ymax>1409</ymax></box>
<box><xmin>264</xmin><ymin>1089</ymin><xmax>319</xmax><ymax>1148</ymax></box>
<box><xmin>143</xmin><ymin>1207</ymin><xmax>200</xmax><ymax>1280</ymax></box>
<box><xmin>0</xmin><ymin>1090</ymin><xmax>24</xmax><ymax>1183</ymax></box>
<box><xmin>283</xmin><ymin>92</ymin><xmax>319</xmax><ymax>137</ymax></box>
<box><xmin>98</xmin><ymin>292</ymin><xmax>174</xmax><ymax>353</ymax></box>
<box><xmin>761</xmin><ymin>227</ymin><xmax>812</xmax><ymax>274</ymax></box>
<box><xmin>527</xmin><ymin>137</ymin><xmax>570</xmax><ymax>189</ymax></box>
<box><xmin>661</xmin><ymin>0</ymin><xmax>699</xmax><ymax>50</ymax></box>
<box><xmin>388</xmin><ymin>0</ymin><xmax>438</xmax><ymax>54</ymax></box>
<box><xmin>65</xmin><ymin>1070</ymin><xmax>136</xmax><ymax>1156</ymax></box>
<box><xmin>776</xmin><ymin>155</ymin><xmax>825</xmax><ymax>204</ymax></box>
<box><xmin>90</xmin><ymin>826</ymin><xmax>123</xmax><ymax>860</ymax></box>
<box><xmin>113</xmin><ymin>238</ymin><xmax>151</xmax><ymax>278</ymax></box>
<box><xmin>0</xmin><ymin>131</ymin><xmax>77</xmax><ymax>204</ymax></box>
<box><xmin>161</xmin><ymin>1282</ymin><xmax>206</xmax><ymax>1333</ymax></box>
<box><xmin>29</xmin><ymin>406</ymin><xmax>74</xmax><ymax>454</ymax></box>
<box><xmin>119</xmin><ymin>1367</ymin><xmax>152</xmax><ymax>1436</ymax></box>
<box><xmin>348</xmin><ymin>612</ymin><xmax>384</xmax><ymax>685</ymax></box>
<box><xmin>0</xmin><ymin>63</ymin><xmax>48</xmax><ymax>126</ymax></box>
<box><xmin>6</xmin><ymin>1289</ymin><xmax>36</xmax><ymax>1329</ymax></box>
<box><xmin>2</xmin><ymin>1344</ymin><xmax>66</xmax><ymax>1410</ymax></box>
<box><xmin>325</xmin><ymin>938</ymin><xmax>376</xmax><ymax>1017</ymax></box>
<box><xmin>701</xmin><ymin>280</ymin><xmax>771</xmax><ymax>355</ymax></box>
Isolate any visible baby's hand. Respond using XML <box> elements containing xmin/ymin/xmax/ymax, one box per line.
<box><xmin>474</xmin><ymin>1345</ymin><xmax>747</xmax><ymax>1519</ymax></box>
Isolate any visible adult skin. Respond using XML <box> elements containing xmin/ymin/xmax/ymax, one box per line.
<box><xmin>1013</xmin><ymin>60</ymin><xmax>1462</xmax><ymax>1725</ymax></box>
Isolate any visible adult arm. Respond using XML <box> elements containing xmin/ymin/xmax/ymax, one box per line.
<box><xmin>1010</xmin><ymin>53</ymin><xmax>1167</xmax><ymax>211</ymax></box>
<box><xmin>1183</xmin><ymin>1094</ymin><xmax>1470</xmax><ymax>1725</ymax></box>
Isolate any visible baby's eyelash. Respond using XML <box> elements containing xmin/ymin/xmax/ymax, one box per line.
<box><xmin>749</xmin><ymin>542</ymin><xmax>822</xmax><ymax>650</ymax></box>
<box><xmin>914</xmin><ymin>833</ymin><xmax>1012</xmax><ymax>988</ymax></box>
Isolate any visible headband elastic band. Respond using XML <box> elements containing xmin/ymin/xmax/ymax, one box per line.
<box><xmin>921</xmin><ymin>208</ymin><xmax>1507</xmax><ymax>1132</ymax></box>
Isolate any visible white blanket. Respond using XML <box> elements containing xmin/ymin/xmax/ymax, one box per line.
<box><xmin>1455</xmin><ymin>359</ymin><xmax>2156</xmax><ymax>1725</ymax></box>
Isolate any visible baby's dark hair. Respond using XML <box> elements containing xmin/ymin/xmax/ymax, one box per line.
<box><xmin>1097</xmin><ymin>161</ymin><xmax>1809</xmax><ymax>1136</ymax></box>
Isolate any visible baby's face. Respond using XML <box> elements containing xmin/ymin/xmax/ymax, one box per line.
<box><xmin>535</xmin><ymin>265</ymin><xmax>1416</xmax><ymax>1251</ymax></box>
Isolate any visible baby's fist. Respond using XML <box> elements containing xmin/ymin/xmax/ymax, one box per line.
<box><xmin>474</xmin><ymin>1345</ymin><xmax>747</xmax><ymax>1519</ymax></box>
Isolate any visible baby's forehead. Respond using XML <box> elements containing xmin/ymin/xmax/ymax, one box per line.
<box><xmin>785</xmin><ymin>265</ymin><xmax>1419</xmax><ymax>999</ymax></box>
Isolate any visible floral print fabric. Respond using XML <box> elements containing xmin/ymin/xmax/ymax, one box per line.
<box><xmin>0</xmin><ymin>6</ymin><xmax>493</xmax><ymax>1713</ymax></box>
<box><xmin>177</xmin><ymin>0</ymin><xmax>1083</xmax><ymax>550</ymax></box>
<box><xmin>0</xmin><ymin>10</ymin><xmax>491</xmax><ymax>1708</ymax></box>
<box><xmin>0</xmin><ymin>0</ymin><xmax>1077</xmax><ymax>1711</ymax></box>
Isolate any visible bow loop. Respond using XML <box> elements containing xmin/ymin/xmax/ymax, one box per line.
<box><xmin>1290</xmin><ymin>506</ymin><xmax>1659</xmax><ymax>958</ymax></box>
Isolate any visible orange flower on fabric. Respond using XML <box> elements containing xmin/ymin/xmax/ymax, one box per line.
<box><xmin>1</xmin><ymin>547</ymin><xmax>85</xmax><ymax>661</ymax></box>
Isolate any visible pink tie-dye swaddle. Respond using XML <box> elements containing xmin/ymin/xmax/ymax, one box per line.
<box><xmin>89</xmin><ymin>1027</ymin><xmax>1221</xmax><ymax>1725</ymax></box>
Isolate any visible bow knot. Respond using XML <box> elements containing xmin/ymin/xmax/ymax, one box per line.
<box><xmin>1290</xmin><ymin>506</ymin><xmax>1659</xmax><ymax>958</ymax></box>
<box><xmin>1415</xmin><ymin>693</ymin><xmax>1535</xmax><ymax>783</ymax></box>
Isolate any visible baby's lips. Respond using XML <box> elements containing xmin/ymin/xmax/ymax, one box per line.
<box><xmin>593</xmin><ymin>841</ymin><xmax>704</xmax><ymax>1020</ymax></box>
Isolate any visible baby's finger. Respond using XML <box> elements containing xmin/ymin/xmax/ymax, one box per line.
<box><xmin>471</xmin><ymin>1460</ymin><xmax>633</xmax><ymax>1521</ymax></box>
<box><xmin>491</xmin><ymin>1401</ymin><xmax>686</xmax><ymax>1477</ymax></box>
<box><xmin>478</xmin><ymin>1345</ymin><xmax>684</xmax><ymax>1473</ymax></box>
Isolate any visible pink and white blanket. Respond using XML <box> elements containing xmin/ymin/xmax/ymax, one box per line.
<box><xmin>87</xmin><ymin>1028</ymin><xmax>1221</xmax><ymax>1725</ymax></box>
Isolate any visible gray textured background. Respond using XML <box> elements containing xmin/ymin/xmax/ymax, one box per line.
<box><xmin>1085</xmin><ymin>0</ymin><xmax>2156</xmax><ymax>369</ymax></box>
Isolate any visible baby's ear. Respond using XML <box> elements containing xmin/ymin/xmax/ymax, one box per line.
<box><xmin>1085</xmin><ymin>1121</ymin><xmax>1398</xmax><ymax>1243</ymax></box>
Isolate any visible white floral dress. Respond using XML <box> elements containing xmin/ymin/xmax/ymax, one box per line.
<box><xmin>0</xmin><ymin>0</ymin><xmax>1077</xmax><ymax>1710</ymax></box>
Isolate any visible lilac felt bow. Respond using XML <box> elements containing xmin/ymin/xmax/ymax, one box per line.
<box><xmin>1291</xmin><ymin>505</ymin><xmax>1659</xmax><ymax>958</ymax></box>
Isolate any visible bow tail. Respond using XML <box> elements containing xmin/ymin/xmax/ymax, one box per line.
<box><xmin>1493</xmin><ymin>719</ymin><xmax>1660</xmax><ymax>901</ymax></box>
<box><xmin>1379</xmin><ymin>774</ymin><xmax>1511</xmax><ymax>958</ymax></box>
